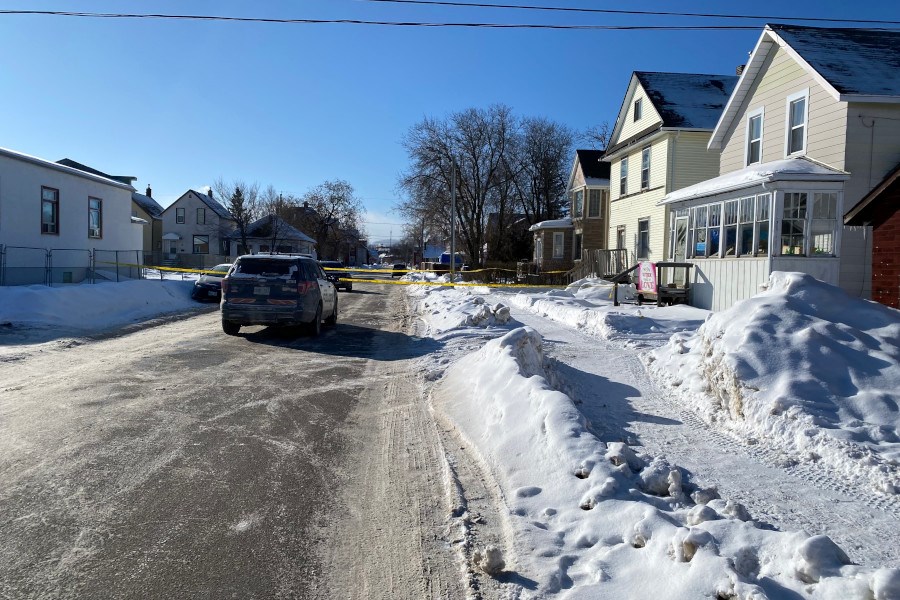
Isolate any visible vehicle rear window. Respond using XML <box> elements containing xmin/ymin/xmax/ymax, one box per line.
<box><xmin>232</xmin><ymin>258</ymin><xmax>297</xmax><ymax>279</ymax></box>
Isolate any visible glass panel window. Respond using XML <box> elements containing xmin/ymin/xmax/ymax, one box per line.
<box><xmin>197</xmin><ymin>207</ymin><xmax>206</xmax><ymax>225</ymax></box>
<box><xmin>634</xmin><ymin>98</ymin><xmax>642</xmax><ymax>121</ymax></box>
<box><xmin>641</xmin><ymin>147</ymin><xmax>651</xmax><ymax>189</ymax></box>
<box><xmin>552</xmin><ymin>232</ymin><xmax>565</xmax><ymax>258</ymax></box>
<box><xmin>193</xmin><ymin>234</ymin><xmax>210</xmax><ymax>254</ymax></box>
<box><xmin>88</xmin><ymin>197</ymin><xmax>102</xmax><ymax>238</ymax></box>
<box><xmin>588</xmin><ymin>190</ymin><xmax>602</xmax><ymax>217</ymax></box>
<box><xmin>176</xmin><ymin>207</ymin><xmax>185</xmax><ymax>224</ymax></box>
<box><xmin>692</xmin><ymin>206</ymin><xmax>707</xmax><ymax>257</ymax></box>
<box><xmin>738</xmin><ymin>197</ymin><xmax>755</xmax><ymax>256</ymax></box>
<box><xmin>616</xmin><ymin>225</ymin><xmax>626</xmax><ymax>250</ymax></box>
<box><xmin>573</xmin><ymin>190</ymin><xmax>584</xmax><ymax>218</ymax></box>
<box><xmin>637</xmin><ymin>218</ymin><xmax>650</xmax><ymax>259</ymax></box>
<box><xmin>41</xmin><ymin>186</ymin><xmax>59</xmax><ymax>234</ymax></box>
<box><xmin>811</xmin><ymin>192</ymin><xmax>838</xmax><ymax>255</ymax></box>
<box><xmin>574</xmin><ymin>233</ymin><xmax>583</xmax><ymax>259</ymax></box>
<box><xmin>620</xmin><ymin>157</ymin><xmax>628</xmax><ymax>196</ymax></box>
<box><xmin>708</xmin><ymin>203</ymin><xmax>721</xmax><ymax>257</ymax></box>
<box><xmin>788</xmin><ymin>96</ymin><xmax>806</xmax><ymax>154</ymax></box>
<box><xmin>756</xmin><ymin>194</ymin><xmax>771</xmax><ymax>256</ymax></box>
<box><xmin>747</xmin><ymin>114</ymin><xmax>762</xmax><ymax>165</ymax></box>
<box><xmin>723</xmin><ymin>200</ymin><xmax>738</xmax><ymax>256</ymax></box>
<box><xmin>781</xmin><ymin>192</ymin><xmax>807</xmax><ymax>255</ymax></box>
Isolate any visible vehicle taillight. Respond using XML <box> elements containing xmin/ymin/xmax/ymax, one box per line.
<box><xmin>297</xmin><ymin>280</ymin><xmax>319</xmax><ymax>294</ymax></box>
<box><xmin>221</xmin><ymin>280</ymin><xmax>229</xmax><ymax>294</ymax></box>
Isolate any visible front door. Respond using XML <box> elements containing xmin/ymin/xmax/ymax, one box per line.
<box><xmin>167</xmin><ymin>240</ymin><xmax>178</xmax><ymax>259</ymax></box>
<box><xmin>674</xmin><ymin>214</ymin><xmax>688</xmax><ymax>285</ymax></box>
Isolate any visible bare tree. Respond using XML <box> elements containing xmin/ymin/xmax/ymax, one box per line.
<box><xmin>511</xmin><ymin>117</ymin><xmax>574</xmax><ymax>224</ymax></box>
<box><xmin>296</xmin><ymin>180</ymin><xmax>364</xmax><ymax>259</ymax></box>
<box><xmin>257</xmin><ymin>185</ymin><xmax>297</xmax><ymax>252</ymax></box>
<box><xmin>581</xmin><ymin>121</ymin><xmax>612</xmax><ymax>150</ymax></box>
<box><xmin>213</xmin><ymin>178</ymin><xmax>260</xmax><ymax>255</ymax></box>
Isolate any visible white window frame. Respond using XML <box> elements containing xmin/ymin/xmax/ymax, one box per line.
<box><xmin>587</xmin><ymin>189</ymin><xmax>602</xmax><ymax>218</ymax></box>
<box><xmin>552</xmin><ymin>232</ymin><xmax>565</xmax><ymax>259</ymax></box>
<box><xmin>784</xmin><ymin>88</ymin><xmax>809</xmax><ymax>157</ymax></box>
<box><xmin>176</xmin><ymin>207</ymin><xmax>185</xmax><ymax>224</ymax></box>
<box><xmin>637</xmin><ymin>217</ymin><xmax>650</xmax><ymax>259</ymax></box>
<box><xmin>640</xmin><ymin>146</ymin><xmax>651</xmax><ymax>190</ymax></box>
<box><xmin>573</xmin><ymin>189</ymin><xmax>584</xmax><ymax>218</ymax></box>
<box><xmin>745</xmin><ymin>107</ymin><xmax>764</xmax><ymax>166</ymax></box>
<box><xmin>634</xmin><ymin>98</ymin><xmax>642</xmax><ymax>121</ymax></box>
<box><xmin>197</xmin><ymin>207</ymin><xmax>206</xmax><ymax>225</ymax></box>
<box><xmin>620</xmin><ymin>157</ymin><xmax>628</xmax><ymax>196</ymax></box>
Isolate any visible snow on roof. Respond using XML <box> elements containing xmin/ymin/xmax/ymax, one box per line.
<box><xmin>227</xmin><ymin>215</ymin><xmax>315</xmax><ymax>244</ymax></box>
<box><xmin>0</xmin><ymin>147</ymin><xmax>135</xmax><ymax>190</ymax></box>
<box><xmin>770</xmin><ymin>24</ymin><xmax>900</xmax><ymax>99</ymax></box>
<box><xmin>130</xmin><ymin>215</ymin><xmax>149</xmax><ymax>225</ymax></box>
<box><xmin>529</xmin><ymin>217</ymin><xmax>573</xmax><ymax>231</ymax></box>
<box><xmin>660</xmin><ymin>157</ymin><xmax>849</xmax><ymax>205</ymax></box>
<box><xmin>132</xmin><ymin>192</ymin><xmax>164</xmax><ymax>219</ymax></box>
<box><xmin>634</xmin><ymin>72</ymin><xmax>738</xmax><ymax>129</ymax></box>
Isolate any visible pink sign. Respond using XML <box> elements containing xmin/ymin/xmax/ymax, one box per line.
<box><xmin>637</xmin><ymin>261</ymin><xmax>657</xmax><ymax>292</ymax></box>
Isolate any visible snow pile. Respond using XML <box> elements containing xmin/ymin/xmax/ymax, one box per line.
<box><xmin>649</xmin><ymin>272</ymin><xmax>900</xmax><ymax>495</ymax></box>
<box><xmin>0</xmin><ymin>280</ymin><xmax>199</xmax><ymax>331</ymax></box>
<box><xmin>408</xmin><ymin>284</ymin><xmax>510</xmax><ymax>334</ymax></box>
<box><xmin>508</xmin><ymin>277</ymin><xmax>705</xmax><ymax>342</ymax></box>
<box><xmin>434</xmin><ymin>325</ymin><xmax>899</xmax><ymax>598</ymax></box>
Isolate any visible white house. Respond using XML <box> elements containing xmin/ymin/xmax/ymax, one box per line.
<box><xmin>227</xmin><ymin>215</ymin><xmax>317</xmax><ymax>257</ymax></box>
<box><xmin>159</xmin><ymin>189</ymin><xmax>234</xmax><ymax>268</ymax></box>
<box><xmin>0</xmin><ymin>146</ymin><xmax>142</xmax><ymax>284</ymax></box>
<box><xmin>662</xmin><ymin>24</ymin><xmax>900</xmax><ymax>310</ymax></box>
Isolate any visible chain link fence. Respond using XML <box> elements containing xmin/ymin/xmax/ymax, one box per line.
<box><xmin>0</xmin><ymin>245</ymin><xmax>146</xmax><ymax>286</ymax></box>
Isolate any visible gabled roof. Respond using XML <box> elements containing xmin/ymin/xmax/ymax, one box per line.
<box><xmin>131</xmin><ymin>192</ymin><xmax>164</xmax><ymax>219</ymax></box>
<box><xmin>606</xmin><ymin>72</ymin><xmax>737</xmax><ymax>158</ymax></box>
<box><xmin>529</xmin><ymin>217</ymin><xmax>573</xmax><ymax>231</ymax></box>
<box><xmin>228</xmin><ymin>215</ymin><xmax>316</xmax><ymax>244</ymax></box>
<box><xmin>0</xmin><ymin>147</ymin><xmax>134</xmax><ymax>190</ymax></box>
<box><xmin>845</xmin><ymin>161</ymin><xmax>900</xmax><ymax>226</ymax></box>
<box><xmin>710</xmin><ymin>24</ymin><xmax>900</xmax><ymax>150</ymax></box>
<box><xmin>660</xmin><ymin>157</ymin><xmax>849</xmax><ymax>205</ymax></box>
<box><xmin>574</xmin><ymin>149</ymin><xmax>610</xmax><ymax>182</ymax></box>
<box><xmin>166</xmin><ymin>189</ymin><xmax>234</xmax><ymax>220</ymax></box>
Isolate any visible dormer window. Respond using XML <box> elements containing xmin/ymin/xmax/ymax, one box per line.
<box><xmin>634</xmin><ymin>98</ymin><xmax>642</xmax><ymax>121</ymax></box>
<box><xmin>785</xmin><ymin>90</ymin><xmax>808</xmax><ymax>156</ymax></box>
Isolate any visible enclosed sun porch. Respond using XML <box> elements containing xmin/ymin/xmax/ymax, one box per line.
<box><xmin>660</xmin><ymin>158</ymin><xmax>849</xmax><ymax>311</ymax></box>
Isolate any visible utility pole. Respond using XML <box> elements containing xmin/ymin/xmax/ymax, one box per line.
<box><xmin>450</xmin><ymin>156</ymin><xmax>457</xmax><ymax>279</ymax></box>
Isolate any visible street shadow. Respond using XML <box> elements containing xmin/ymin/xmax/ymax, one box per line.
<box><xmin>495</xmin><ymin>571</ymin><xmax>538</xmax><ymax>590</ymax></box>
<box><xmin>240</xmin><ymin>323</ymin><xmax>442</xmax><ymax>361</ymax></box>
<box><xmin>338</xmin><ymin>288</ymin><xmax>383</xmax><ymax>296</ymax></box>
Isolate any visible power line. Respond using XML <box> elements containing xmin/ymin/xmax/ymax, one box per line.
<box><xmin>359</xmin><ymin>0</ymin><xmax>900</xmax><ymax>26</ymax></box>
<box><xmin>1</xmin><ymin>10</ymin><xmax>897</xmax><ymax>30</ymax></box>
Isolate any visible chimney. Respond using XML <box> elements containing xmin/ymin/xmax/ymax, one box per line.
<box><xmin>145</xmin><ymin>185</ymin><xmax>152</xmax><ymax>198</ymax></box>
<box><xmin>304</xmin><ymin>201</ymin><xmax>309</xmax><ymax>209</ymax></box>
<box><xmin>207</xmin><ymin>188</ymin><xmax>213</xmax><ymax>199</ymax></box>
<box><xmin>736</xmin><ymin>64</ymin><xmax>746</xmax><ymax>76</ymax></box>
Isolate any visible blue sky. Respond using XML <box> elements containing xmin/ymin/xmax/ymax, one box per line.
<box><xmin>2</xmin><ymin>0</ymin><xmax>899</xmax><ymax>243</ymax></box>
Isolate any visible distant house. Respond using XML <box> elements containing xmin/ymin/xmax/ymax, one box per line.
<box><xmin>567</xmin><ymin>149</ymin><xmax>611</xmax><ymax>256</ymax></box>
<box><xmin>131</xmin><ymin>186</ymin><xmax>164</xmax><ymax>261</ymax></box>
<box><xmin>663</xmin><ymin>24</ymin><xmax>900</xmax><ymax>310</ymax></box>
<box><xmin>160</xmin><ymin>189</ymin><xmax>234</xmax><ymax>267</ymax></box>
<box><xmin>603</xmin><ymin>71</ymin><xmax>738</xmax><ymax>265</ymax></box>
<box><xmin>0</xmin><ymin>147</ymin><xmax>141</xmax><ymax>284</ymax></box>
<box><xmin>845</xmin><ymin>162</ymin><xmax>900</xmax><ymax>308</ymax></box>
<box><xmin>529</xmin><ymin>217</ymin><xmax>574</xmax><ymax>272</ymax></box>
<box><xmin>228</xmin><ymin>215</ymin><xmax>316</xmax><ymax>257</ymax></box>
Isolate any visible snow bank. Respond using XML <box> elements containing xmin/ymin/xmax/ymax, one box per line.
<box><xmin>434</xmin><ymin>324</ymin><xmax>898</xmax><ymax>598</ymax></box>
<box><xmin>408</xmin><ymin>284</ymin><xmax>510</xmax><ymax>335</ymax></box>
<box><xmin>649</xmin><ymin>272</ymin><xmax>900</xmax><ymax>495</ymax></box>
<box><xmin>0</xmin><ymin>280</ymin><xmax>199</xmax><ymax>331</ymax></box>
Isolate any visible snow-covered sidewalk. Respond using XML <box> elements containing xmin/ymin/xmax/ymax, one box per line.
<box><xmin>408</xmin><ymin>274</ymin><xmax>900</xmax><ymax>599</ymax></box>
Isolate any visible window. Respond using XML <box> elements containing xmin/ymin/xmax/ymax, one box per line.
<box><xmin>588</xmin><ymin>190</ymin><xmax>602</xmax><ymax>218</ymax></box>
<box><xmin>786</xmin><ymin>90</ymin><xmax>808</xmax><ymax>155</ymax></box>
<box><xmin>197</xmin><ymin>207</ymin><xmax>206</xmax><ymax>225</ymax></box>
<box><xmin>574</xmin><ymin>233</ymin><xmax>583</xmax><ymax>259</ymax></box>
<box><xmin>708</xmin><ymin>203</ymin><xmax>721</xmax><ymax>256</ymax></box>
<box><xmin>738</xmin><ymin>197</ymin><xmax>755</xmax><ymax>255</ymax></box>
<box><xmin>692</xmin><ymin>206</ymin><xmax>707</xmax><ymax>257</ymax></box>
<box><xmin>176</xmin><ymin>207</ymin><xmax>185</xmax><ymax>224</ymax></box>
<box><xmin>637</xmin><ymin>218</ymin><xmax>650</xmax><ymax>259</ymax></box>
<box><xmin>41</xmin><ymin>186</ymin><xmax>59</xmax><ymax>234</ymax></box>
<box><xmin>756</xmin><ymin>194</ymin><xmax>771</xmax><ymax>256</ymax></box>
<box><xmin>781</xmin><ymin>192</ymin><xmax>807</xmax><ymax>255</ymax></box>
<box><xmin>620</xmin><ymin>157</ymin><xmax>628</xmax><ymax>196</ymax></box>
<box><xmin>573</xmin><ymin>190</ymin><xmax>584</xmax><ymax>218</ymax></box>
<box><xmin>88</xmin><ymin>197</ymin><xmax>102</xmax><ymax>238</ymax></box>
<box><xmin>616</xmin><ymin>225</ymin><xmax>626</xmax><ymax>250</ymax></box>
<box><xmin>746</xmin><ymin>110</ymin><xmax>763</xmax><ymax>165</ymax></box>
<box><xmin>641</xmin><ymin>146</ymin><xmax>651</xmax><ymax>189</ymax></box>
<box><xmin>552</xmin><ymin>232</ymin><xmax>565</xmax><ymax>258</ymax></box>
<box><xmin>723</xmin><ymin>200</ymin><xmax>738</xmax><ymax>256</ymax></box>
<box><xmin>634</xmin><ymin>98</ymin><xmax>642</xmax><ymax>121</ymax></box>
<box><xmin>193</xmin><ymin>234</ymin><xmax>210</xmax><ymax>254</ymax></box>
<box><xmin>811</xmin><ymin>192</ymin><xmax>837</xmax><ymax>255</ymax></box>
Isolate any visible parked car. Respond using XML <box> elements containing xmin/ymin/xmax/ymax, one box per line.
<box><xmin>220</xmin><ymin>254</ymin><xmax>337</xmax><ymax>336</ymax></box>
<box><xmin>319</xmin><ymin>260</ymin><xmax>352</xmax><ymax>292</ymax></box>
<box><xmin>190</xmin><ymin>263</ymin><xmax>232</xmax><ymax>301</ymax></box>
<box><xmin>391</xmin><ymin>263</ymin><xmax>409</xmax><ymax>278</ymax></box>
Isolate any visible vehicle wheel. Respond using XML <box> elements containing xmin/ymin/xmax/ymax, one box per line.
<box><xmin>325</xmin><ymin>296</ymin><xmax>338</xmax><ymax>326</ymax></box>
<box><xmin>346</xmin><ymin>283</ymin><xmax>353</xmax><ymax>292</ymax></box>
<box><xmin>222</xmin><ymin>320</ymin><xmax>240</xmax><ymax>335</ymax></box>
<box><xmin>306</xmin><ymin>303</ymin><xmax>322</xmax><ymax>337</ymax></box>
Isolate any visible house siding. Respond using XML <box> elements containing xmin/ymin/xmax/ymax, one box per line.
<box><xmin>720</xmin><ymin>46</ymin><xmax>848</xmax><ymax>174</ymax></box>
<box><xmin>0</xmin><ymin>153</ymin><xmax>139</xmax><ymax>252</ymax></box>
<box><xmin>161</xmin><ymin>192</ymin><xmax>233</xmax><ymax>259</ymax></box>
<box><xmin>670</xmin><ymin>132</ymin><xmax>720</xmax><ymax>192</ymax></box>
<box><xmin>619</xmin><ymin>85</ymin><xmax>663</xmax><ymax>141</ymax></box>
